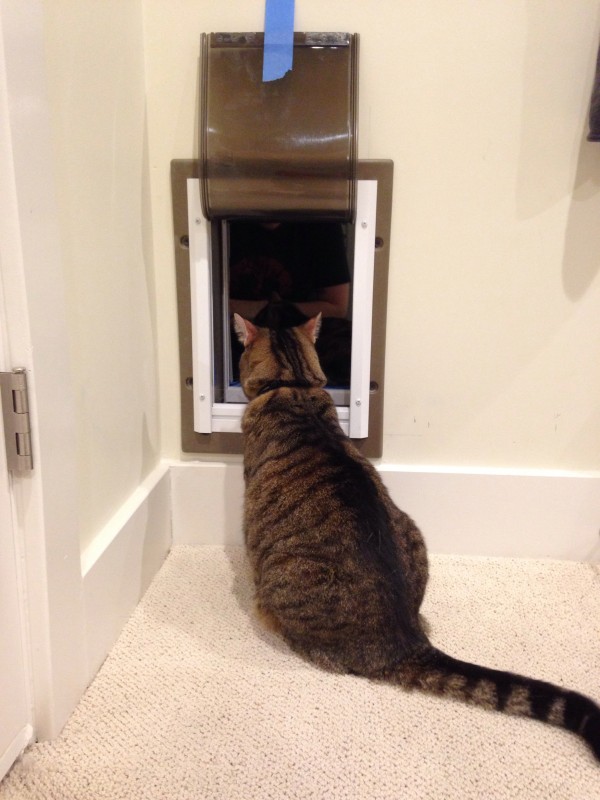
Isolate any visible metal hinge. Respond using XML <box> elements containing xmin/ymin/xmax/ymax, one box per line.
<box><xmin>0</xmin><ymin>368</ymin><xmax>33</xmax><ymax>472</ymax></box>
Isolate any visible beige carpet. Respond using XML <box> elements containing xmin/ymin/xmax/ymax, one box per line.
<box><xmin>1</xmin><ymin>546</ymin><xmax>599</xmax><ymax>799</ymax></box>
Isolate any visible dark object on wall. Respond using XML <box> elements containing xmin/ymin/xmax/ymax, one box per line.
<box><xmin>200</xmin><ymin>32</ymin><xmax>358</xmax><ymax>220</ymax></box>
<box><xmin>588</xmin><ymin>43</ymin><xmax>600</xmax><ymax>142</ymax></box>
<box><xmin>170</xmin><ymin>158</ymin><xmax>393</xmax><ymax>458</ymax></box>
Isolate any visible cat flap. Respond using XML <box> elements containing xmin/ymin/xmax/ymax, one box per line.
<box><xmin>200</xmin><ymin>32</ymin><xmax>359</xmax><ymax>221</ymax></box>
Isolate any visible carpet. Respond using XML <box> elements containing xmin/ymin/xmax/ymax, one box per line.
<box><xmin>1</xmin><ymin>545</ymin><xmax>599</xmax><ymax>799</ymax></box>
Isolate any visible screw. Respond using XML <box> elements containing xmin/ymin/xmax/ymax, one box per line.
<box><xmin>199</xmin><ymin>394</ymin><xmax>206</xmax><ymax>401</ymax></box>
<box><xmin>361</xmin><ymin>221</ymin><xmax>367</xmax><ymax>229</ymax></box>
<box><xmin>355</xmin><ymin>399</ymin><xmax>362</xmax><ymax>406</ymax></box>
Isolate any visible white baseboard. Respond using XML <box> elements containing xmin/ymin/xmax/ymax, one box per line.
<box><xmin>81</xmin><ymin>461</ymin><xmax>172</xmax><ymax>684</ymax></box>
<box><xmin>171</xmin><ymin>461</ymin><xmax>244</xmax><ymax>547</ymax></box>
<box><xmin>0</xmin><ymin>724</ymin><xmax>33</xmax><ymax>783</ymax></box>
<box><xmin>170</xmin><ymin>461</ymin><xmax>600</xmax><ymax>562</ymax></box>
<box><xmin>31</xmin><ymin>459</ymin><xmax>598</xmax><ymax>751</ymax></box>
<box><xmin>75</xmin><ymin>459</ymin><xmax>599</xmax><ymax>692</ymax></box>
<box><xmin>377</xmin><ymin>465</ymin><xmax>600</xmax><ymax>561</ymax></box>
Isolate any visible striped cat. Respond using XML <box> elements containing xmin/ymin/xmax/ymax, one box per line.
<box><xmin>233</xmin><ymin>312</ymin><xmax>600</xmax><ymax>762</ymax></box>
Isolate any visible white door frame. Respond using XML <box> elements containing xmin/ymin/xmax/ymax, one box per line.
<box><xmin>1</xmin><ymin>0</ymin><xmax>88</xmax><ymax>741</ymax></box>
<box><xmin>0</xmin><ymin>275</ymin><xmax>33</xmax><ymax>778</ymax></box>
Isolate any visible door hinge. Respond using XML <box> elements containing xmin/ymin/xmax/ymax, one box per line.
<box><xmin>1</xmin><ymin>368</ymin><xmax>33</xmax><ymax>472</ymax></box>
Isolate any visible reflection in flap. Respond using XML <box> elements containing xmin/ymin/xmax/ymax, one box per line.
<box><xmin>200</xmin><ymin>33</ymin><xmax>359</xmax><ymax>221</ymax></box>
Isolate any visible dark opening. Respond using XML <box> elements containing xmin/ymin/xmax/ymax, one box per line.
<box><xmin>225</xmin><ymin>220</ymin><xmax>354</xmax><ymax>394</ymax></box>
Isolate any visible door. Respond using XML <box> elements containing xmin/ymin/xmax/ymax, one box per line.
<box><xmin>0</xmin><ymin>366</ymin><xmax>33</xmax><ymax>781</ymax></box>
<box><xmin>0</xmin><ymin>3</ymin><xmax>34</xmax><ymax>777</ymax></box>
<box><xmin>0</xmin><ymin>0</ymin><xmax>93</xmax><ymax>743</ymax></box>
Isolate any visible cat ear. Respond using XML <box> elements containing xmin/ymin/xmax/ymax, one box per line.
<box><xmin>233</xmin><ymin>314</ymin><xmax>258</xmax><ymax>347</ymax></box>
<box><xmin>301</xmin><ymin>313</ymin><xmax>322</xmax><ymax>343</ymax></box>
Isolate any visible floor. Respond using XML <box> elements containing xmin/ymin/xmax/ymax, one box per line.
<box><xmin>1</xmin><ymin>546</ymin><xmax>598</xmax><ymax>799</ymax></box>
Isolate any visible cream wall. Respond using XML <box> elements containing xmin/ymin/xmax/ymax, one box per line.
<box><xmin>42</xmin><ymin>0</ymin><xmax>160</xmax><ymax>549</ymax></box>
<box><xmin>145</xmin><ymin>0</ymin><xmax>600</xmax><ymax>472</ymax></box>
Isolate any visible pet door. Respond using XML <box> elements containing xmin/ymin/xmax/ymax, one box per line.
<box><xmin>171</xmin><ymin>31</ymin><xmax>392</xmax><ymax>457</ymax></box>
<box><xmin>200</xmin><ymin>32</ymin><xmax>358</xmax><ymax>221</ymax></box>
<box><xmin>171</xmin><ymin>159</ymin><xmax>392</xmax><ymax>457</ymax></box>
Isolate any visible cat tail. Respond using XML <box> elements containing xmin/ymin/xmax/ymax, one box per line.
<box><xmin>396</xmin><ymin>645</ymin><xmax>600</xmax><ymax>762</ymax></box>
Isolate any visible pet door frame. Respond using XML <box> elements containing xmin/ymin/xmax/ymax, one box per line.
<box><xmin>190</xmin><ymin>180</ymin><xmax>374</xmax><ymax>437</ymax></box>
<box><xmin>171</xmin><ymin>159</ymin><xmax>393</xmax><ymax>457</ymax></box>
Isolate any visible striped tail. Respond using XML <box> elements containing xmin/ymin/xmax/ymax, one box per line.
<box><xmin>398</xmin><ymin>647</ymin><xmax>600</xmax><ymax>762</ymax></box>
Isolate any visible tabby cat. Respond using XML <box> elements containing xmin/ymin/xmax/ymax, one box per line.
<box><xmin>233</xmin><ymin>312</ymin><xmax>600</xmax><ymax>762</ymax></box>
<box><xmin>253</xmin><ymin>298</ymin><xmax>352</xmax><ymax>387</ymax></box>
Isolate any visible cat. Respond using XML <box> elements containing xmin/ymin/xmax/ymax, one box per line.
<box><xmin>253</xmin><ymin>298</ymin><xmax>352</xmax><ymax>387</ymax></box>
<box><xmin>233</xmin><ymin>312</ymin><xmax>600</xmax><ymax>763</ymax></box>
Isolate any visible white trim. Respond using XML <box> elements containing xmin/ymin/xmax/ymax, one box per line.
<box><xmin>225</xmin><ymin>381</ymin><xmax>350</xmax><ymax>407</ymax></box>
<box><xmin>0</xmin><ymin>12</ymin><xmax>34</xmax><ymax>769</ymax></box>
<box><xmin>1</xmin><ymin>0</ymin><xmax>87</xmax><ymax>740</ymax></box>
<box><xmin>80</xmin><ymin>462</ymin><xmax>171</xmax><ymax>576</ymax></box>
<box><xmin>210</xmin><ymin>402</ymin><xmax>247</xmax><ymax>433</ymax></box>
<box><xmin>349</xmin><ymin>180</ymin><xmax>377</xmax><ymax>437</ymax></box>
<box><xmin>0</xmin><ymin>724</ymin><xmax>33</xmax><ymax>783</ymax></box>
<box><xmin>169</xmin><ymin>461</ymin><xmax>600</xmax><ymax>561</ymax></box>
<box><xmin>210</xmin><ymin>402</ymin><xmax>350</xmax><ymax>435</ymax></box>
<box><xmin>81</xmin><ymin>461</ymin><xmax>171</xmax><ymax>684</ymax></box>
<box><xmin>171</xmin><ymin>461</ymin><xmax>242</xmax><ymax>546</ymax></box>
<box><xmin>189</xmin><ymin>181</ymin><xmax>377</xmax><ymax>435</ymax></box>
<box><xmin>188</xmin><ymin>179</ymin><xmax>213</xmax><ymax>433</ymax></box>
<box><xmin>379</xmin><ymin>463</ymin><xmax>600</xmax><ymax>479</ymax></box>
<box><xmin>378</xmin><ymin>465</ymin><xmax>600</xmax><ymax>561</ymax></box>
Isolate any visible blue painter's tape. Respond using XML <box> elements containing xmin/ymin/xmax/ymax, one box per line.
<box><xmin>263</xmin><ymin>0</ymin><xmax>295</xmax><ymax>82</ymax></box>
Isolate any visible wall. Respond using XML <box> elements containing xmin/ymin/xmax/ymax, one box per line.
<box><xmin>42</xmin><ymin>0</ymin><xmax>160</xmax><ymax>550</ymax></box>
<box><xmin>144</xmin><ymin>0</ymin><xmax>600</xmax><ymax>474</ymax></box>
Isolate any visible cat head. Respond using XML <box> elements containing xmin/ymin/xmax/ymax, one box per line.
<box><xmin>252</xmin><ymin>298</ymin><xmax>309</xmax><ymax>329</ymax></box>
<box><xmin>233</xmin><ymin>313</ymin><xmax>327</xmax><ymax>399</ymax></box>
